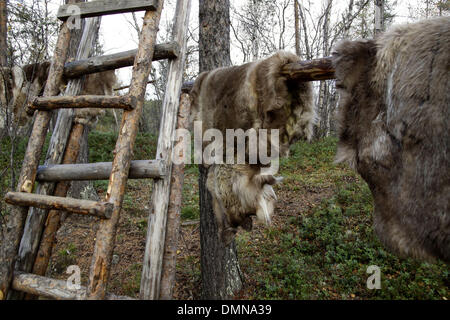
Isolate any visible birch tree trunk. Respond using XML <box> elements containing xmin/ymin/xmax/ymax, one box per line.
<box><xmin>0</xmin><ymin>0</ymin><xmax>7</xmax><ymax>67</ymax></box>
<box><xmin>198</xmin><ymin>0</ymin><xmax>242</xmax><ymax>300</ymax></box>
<box><xmin>294</xmin><ymin>0</ymin><xmax>301</xmax><ymax>56</ymax></box>
<box><xmin>374</xmin><ymin>0</ymin><xmax>385</xmax><ymax>35</ymax></box>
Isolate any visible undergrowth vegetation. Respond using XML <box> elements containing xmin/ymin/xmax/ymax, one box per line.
<box><xmin>1</xmin><ymin>132</ymin><xmax>447</xmax><ymax>300</ymax></box>
<box><xmin>237</xmin><ymin>138</ymin><xmax>449</xmax><ymax>300</ymax></box>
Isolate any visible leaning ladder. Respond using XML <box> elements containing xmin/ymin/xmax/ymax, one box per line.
<box><xmin>1</xmin><ymin>0</ymin><xmax>191</xmax><ymax>300</ymax></box>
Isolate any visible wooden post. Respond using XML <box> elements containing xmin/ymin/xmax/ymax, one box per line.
<box><xmin>181</xmin><ymin>57</ymin><xmax>336</xmax><ymax>94</ymax></box>
<box><xmin>281</xmin><ymin>57</ymin><xmax>335</xmax><ymax>81</ymax></box>
<box><xmin>159</xmin><ymin>93</ymin><xmax>190</xmax><ymax>299</ymax></box>
<box><xmin>36</xmin><ymin>160</ymin><xmax>166</xmax><ymax>182</ymax></box>
<box><xmin>5</xmin><ymin>192</ymin><xmax>113</xmax><ymax>219</ymax></box>
<box><xmin>0</xmin><ymin>13</ymin><xmax>72</xmax><ymax>300</ymax></box>
<box><xmin>87</xmin><ymin>3</ymin><xmax>165</xmax><ymax>300</ymax></box>
<box><xmin>29</xmin><ymin>95</ymin><xmax>136</xmax><ymax>113</ymax></box>
<box><xmin>64</xmin><ymin>42</ymin><xmax>180</xmax><ymax>78</ymax></box>
<box><xmin>12</xmin><ymin>272</ymin><xmax>134</xmax><ymax>300</ymax></box>
<box><xmin>57</xmin><ymin>0</ymin><xmax>158</xmax><ymax>20</ymax></box>
<box><xmin>140</xmin><ymin>0</ymin><xmax>192</xmax><ymax>300</ymax></box>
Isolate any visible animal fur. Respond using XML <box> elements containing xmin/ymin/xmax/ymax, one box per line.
<box><xmin>190</xmin><ymin>50</ymin><xmax>316</xmax><ymax>157</ymax></box>
<box><xmin>207</xmin><ymin>164</ymin><xmax>282</xmax><ymax>245</ymax></box>
<box><xmin>1</xmin><ymin>61</ymin><xmax>116</xmax><ymax>129</ymax></box>
<box><xmin>332</xmin><ymin>17</ymin><xmax>449</xmax><ymax>263</ymax></box>
<box><xmin>74</xmin><ymin>71</ymin><xmax>117</xmax><ymax>125</ymax></box>
<box><xmin>190</xmin><ymin>51</ymin><xmax>315</xmax><ymax>243</ymax></box>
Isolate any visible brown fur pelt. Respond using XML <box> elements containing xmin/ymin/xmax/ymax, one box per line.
<box><xmin>74</xmin><ymin>71</ymin><xmax>117</xmax><ymax>125</ymax></box>
<box><xmin>1</xmin><ymin>61</ymin><xmax>117</xmax><ymax>128</ymax></box>
<box><xmin>190</xmin><ymin>51</ymin><xmax>315</xmax><ymax>243</ymax></box>
<box><xmin>0</xmin><ymin>65</ymin><xmax>36</xmax><ymax>127</ymax></box>
<box><xmin>207</xmin><ymin>164</ymin><xmax>283</xmax><ymax>245</ymax></box>
<box><xmin>332</xmin><ymin>17</ymin><xmax>449</xmax><ymax>263</ymax></box>
<box><xmin>190</xmin><ymin>50</ymin><xmax>316</xmax><ymax>157</ymax></box>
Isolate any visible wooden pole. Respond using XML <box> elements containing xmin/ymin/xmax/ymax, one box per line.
<box><xmin>4</xmin><ymin>192</ymin><xmax>113</xmax><ymax>219</ymax></box>
<box><xmin>29</xmin><ymin>95</ymin><xmax>136</xmax><ymax>113</ymax></box>
<box><xmin>57</xmin><ymin>0</ymin><xmax>158</xmax><ymax>20</ymax></box>
<box><xmin>64</xmin><ymin>42</ymin><xmax>179</xmax><ymax>78</ymax></box>
<box><xmin>140</xmin><ymin>0</ymin><xmax>192</xmax><ymax>300</ymax></box>
<box><xmin>87</xmin><ymin>3</ymin><xmax>165</xmax><ymax>300</ymax></box>
<box><xmin>182</xmin><ymin>57</ymin><xmax>335</xmax><ymax>94</ymax></box>
<box><xmin>281</xmin><ymin>57</ymin><xmax>335</xmax><ymax>81</ymax></box>
<box><xmin>12</xmin><ymin>272</ymin><xmax>134</xmax><ymax>300</ymax></box>
<box><xmin>159</xmin><ymin>93</ymin><xmax>190</xmax><ymax>299</ymax></box>
<box><xmin>36</xmin><ymin>160</ymin><xmax>166</xmax><ymax>182</ymax></box>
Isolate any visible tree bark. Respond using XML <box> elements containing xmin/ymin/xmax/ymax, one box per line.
<box><xmin>374</xmin><ymin>0</ymin><xmax>385</xmax><ymax>35</ymax></box>
<box><xmin>294</xmin><ymin>0</ymin><xmax>301</xmax><ymax>57</ymax></box>
<box><xmin>0</xmin><ymin>0</ymin><xmax>7</xmax><ymax>67</ymax></box>
<box><xmin>198</xmin><ymin>0</ymin><xmax>242</xmax><ymax>300</ymax></box>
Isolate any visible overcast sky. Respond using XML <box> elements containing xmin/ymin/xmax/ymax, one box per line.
<box><xmin>44</xmin><ymin>0</ymin><xmax>434</xmax><ymax>90</ymax></box>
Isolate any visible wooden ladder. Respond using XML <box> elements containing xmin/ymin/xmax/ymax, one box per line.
<box><xmin>0</xmin><ymin>0</ymin><xmax>191</xmax><ymax>300</ymax></box>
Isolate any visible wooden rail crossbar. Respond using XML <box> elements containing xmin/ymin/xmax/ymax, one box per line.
<box><xmin>29</xmin><ymin>95</ymin><xmax>136</xmax><ymax>113</ymax></box>
<box><xmin>181</xmin><ymin>56</ymin><xmax>335</xmax><ymax>93</ymax></box>
<box><xmin>64</xmin><ymin>42</ymin><xmax>179</xmax><ymax>78</ymax></box>
<box><xmin>5</xmin><ymin>192</ymin><xmax>113</xmax><ymax>219</ymax></box>
<box><xmin>12</xmin><ymin>272</ymin><xmax>134</xmax><ymax>300</ymax></box>
<box><xmin>57</xmin><ymin>0</ymin><xmax>158</xmax><ymax>20</ymax></box>
<box><xmin>36</xmin><ymin>160</ymin><xmax>166</xmax><ymax>182</ymax></box>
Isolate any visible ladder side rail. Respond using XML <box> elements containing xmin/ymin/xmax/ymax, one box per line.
<box><xmin>140</xmin><ymin>0</ymin><xmax>192</xmax><ymax>300</ymax></box>
<box><xmin>86</xmin><ymin>4</ymin><xmax>165</xmax><ymax>300</ymax></box>
<box><xmin>10</xmin><ymin>19</ymin><xmax>102</xmax><ymax>300</ymax></box>
<box><xmin>0</xmin><ymin>20</ymin><xmax>73</xmax><ymax>300</ymax></box>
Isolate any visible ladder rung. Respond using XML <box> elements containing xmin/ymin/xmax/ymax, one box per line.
<box><xmin>5</xmin><ymin>192</ymin><xmax>113</xmax><ymax>219</ymax></box>
<box><xmin>12</xmin><ymin>272</ymin><xmax>134</xmax><ymax>300</ymax></box>
<box><xmin>36</xmin><ymin>160</ymin><xmax>166</xmax><ymax>182</ymax></box>
<box><xmin>57</xmin><ymin>0</ymin><xmax>157</xmax><ymax>20</ymax></box>
<box><xmin>28</xmin><ymin>95</ymin><xmax>136</xmax><ymax>113</ymax></box>
<box><xmin>64</xmin><ymin>42</ymin><xmax>180</xmax><ymax>78</ymax></box>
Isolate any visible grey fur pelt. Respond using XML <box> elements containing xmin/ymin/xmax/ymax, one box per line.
<box><xmin>332</xmin><ymin>17</ymin><xmax>449</xmax><ymax>263</ymax></box>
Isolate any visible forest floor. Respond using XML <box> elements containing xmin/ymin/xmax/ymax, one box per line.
<box><xmin>1</xmin><ymin>131</ymin><xmax>448</xmax><ymax>300</ymax></box>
